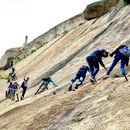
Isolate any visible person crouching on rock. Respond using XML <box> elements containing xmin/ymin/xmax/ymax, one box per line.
<box><xmin>68</xmin><ymin>65</ymin><xmax>89</xmax><ymax>91</ymax></box>
<box><xmin>34</xmin><ymin>76</ymin><xmax>57</xmax><ymax>95</ymax></box>
<box><xmin>21</xmin><ymin>76</ymin><xmax>30</xmax><ymax>100</ymax></box>
<box><xmin>103</xmin><ymin>45</ymin><xmax>130</xmax><ymax>82</ymax></box>
<box><xmin>86</xmin><ymin>48</ymin><xmax>109</xmax><ymax>84</ymax></box>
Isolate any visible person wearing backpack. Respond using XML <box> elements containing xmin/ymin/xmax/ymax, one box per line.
<box><xmin>11</xmin><ymin>81</ymin><xmax>19</xmax><ymax>101</ymax></box>
<box><xmin>86</xmin><ymin>48</ymin><xmax>109</xmax><ymax>84</ymax></box>
<box><xmin>103</xmin><ymin>45</ymin><xmax>129</xmax><ymax>81</ymax></box>
<box><xmin>34</xmin><ymin>76</ymin><xmax>57</xmax><ymax>95</ymax></box>
<box><xmin>21</xmin><ymin>76</ymin><xmax>30</xmax><ymax>100</ymax></box>
<box><xmin>68</xmin><ymin>65</ymin><xmax>89</xmax><ymax>91</ymax></box>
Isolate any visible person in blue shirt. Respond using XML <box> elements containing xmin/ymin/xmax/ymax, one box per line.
<box><xmin>68</xmin><ymin>65</ymin><xmax>89</xmax><ymax>91</ymax></box>
<box><xmin>104</xmin><ymin>45</ymin><xmax>129</xmax><ymax>81</ymax></box>
<box><xmin>86</xmin><ymin>48</ymin><xmax>109</xmax><ymax>83</ymax></box>
<box><xmin>35</xmin><ymin>76</ymin><xmax>57</xmax><ymax>95</ymax></box>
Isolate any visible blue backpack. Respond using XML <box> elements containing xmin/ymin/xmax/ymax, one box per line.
<box><xmin>119</xmin><ymin>47</ymin><xmax>130</xmax><ymax>57</ymax></box>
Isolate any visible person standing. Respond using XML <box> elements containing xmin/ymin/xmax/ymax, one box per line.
<box><xmin>21</xmin><ymin>76</ymin><xmax>30</xmax><ymax>100</ymax></box>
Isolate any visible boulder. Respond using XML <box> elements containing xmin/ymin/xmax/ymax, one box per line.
<box><xmin>83</xmin><ymin>0</ymin><xmax>118</xmax><ymax>20</ymax></box>
<box><xmin>0</xmin><ymin>47</ymin><xmax>21</xmax><ymax>69</ymax></box>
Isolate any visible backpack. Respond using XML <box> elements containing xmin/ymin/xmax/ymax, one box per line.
<box><xmin>119</xmin><ymin>47</ymin><xmax>130</xmax><ymax>57</ymax></box>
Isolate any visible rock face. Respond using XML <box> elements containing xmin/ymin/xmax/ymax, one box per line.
<box><xmin>0</xmin><ymin>14</ymin><xmax>85</xmax><ymax>69</ymax></box>
<box><xmin>0</xmin><ymin>47</ymin><xmax>21</xmax><ymax>69</ymax></box>
<box><xmin>1</xmin><ymin>3</ymin><xmax>130</xmax><ymax>130</ymax></box>
<box><xmin>83</xmin><ymin>0</ymin><xmax>118</xmax><ymax>20</ymax></box>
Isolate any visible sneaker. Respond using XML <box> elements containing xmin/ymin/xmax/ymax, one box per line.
<box><xmin>68</xmin><ymin>87</ymin><xmax>72</xmax><ymax>91</ymax></box>
<box><xmin>124</xmin><ymin>75</ymin><xmax>128</xmax><ymax>82</ymax></box>
<box><xmin>75</xmin><ymin>86</ymin><xmax>78</xmax><ymax>89</ymax></box>
<box><xmin>103</xmin><ymin>74</ymin><xmax>109</xmax><ymax>79</ymax></box>
<box><xmin>90</xmin><ymin>76</ymin><xmax>96</xmax><ymax>82</ymax></box>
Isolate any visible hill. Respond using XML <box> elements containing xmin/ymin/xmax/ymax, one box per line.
<box><xmin>1</xmin><ymin>2</ymin><xmax>130</xmax><ymax>130</ymax></box>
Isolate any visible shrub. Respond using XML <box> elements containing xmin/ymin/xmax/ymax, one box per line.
<box><xmin>63</xmin><ymin>30</ymin><xmax>69</xmax><ymax>35</ymax></box>
<box><xmin>118</xmin><ymin>0</ymin><xmax>129</xmax><ymax>7</ymax></box>
<box><xmin>30</xmin><ymin>48</ymin><xmax>36</xmax><ymax>54</ymax></box>
<box><xmin>0</xmin><ymin>73</ymin><xmax>8</xmax><ymax>80</ymax></box>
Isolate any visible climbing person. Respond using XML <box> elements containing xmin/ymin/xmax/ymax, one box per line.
<box><xmin>68</xmin><ymin>65</ymin><xmax>89</xmax><ymax>91</ymax></box>
<box><xmin>20</xmin><ymin>76</ymin><xmax>30</xmax><ymax>100</ymax></box>
<box><xmin>103</xmin><ymin>45</ymin><xmax>130</xmax><ymax>81</ymax></box>
<box><xmin>86</xmin><ymin>48</ymin><xmax>109</xmax><ymax>84</ymax></box>
<box><xmin>34</xmin><ymin>76</ymin><xmax>57</xmax><ymax>95</ymax></box>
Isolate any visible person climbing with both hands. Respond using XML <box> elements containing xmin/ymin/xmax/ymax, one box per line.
<box><xmin>68</xmin><ymin>65</ymin><xmax>89</xmax><ymax>91</ymax></box>
<box><xmin>35</xmin><ymin>76</ymin><xmax>57</xmax><ymax>95</ymax></box>
<box><xmin>86</xmin><ymin>48</ymin><xmax>109</xmax><ymax>84</ymax></box>
<box><xmin>104</xmin><ymin>45</ymin><xmax>130</xmax><ymax>81</ymax></box>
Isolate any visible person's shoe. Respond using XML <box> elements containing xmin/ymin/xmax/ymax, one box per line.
<box><xmin>124</xmin><ymin>75</ymin><xmax>128</xmax><ymax>82</ymax></box>
<box><xmin>75</xmin><ymin>86</ymin><xmax>78</xmax><ymax>89</ymax></box>
<box><xmin>89</xmin><ymin>76</ymin><xmax>97</xmax><ymax>84</ymax></box>
<box><xmin>68</xmin><ymin>87</ymin><xmax>72</xmax><ymax>91</ymax></box>
<box><xmin>103</xmin><ymin>74</ymin><xmax>109</xmax><ymax>80</ymax></box>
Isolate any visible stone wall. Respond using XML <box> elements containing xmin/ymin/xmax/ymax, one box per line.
<box><xmin>0</xmin><ymin>13</ymin><xmax>85</xmax><ymax>69</ymax></box>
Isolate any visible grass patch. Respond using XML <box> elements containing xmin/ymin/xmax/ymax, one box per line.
<box><xmin>63</xmin><ymin>30</ymin><xmax>69</xmax><ymax>35</ymax></box>
<box><xmin>118</xmin><ymin>0</ymin><xmax>128</xmax><ymax>7</ymax></box>
<box><xmin>0</xmin><ymin>73</ymin><xmax>8</xmax><ymax>80</ymax></box>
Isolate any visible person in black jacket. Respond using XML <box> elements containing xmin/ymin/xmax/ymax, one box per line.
<box><xmin>104</xmin><ymin>45</ymin><xmax>129</xmax><ymax>81</ymax></box>
<box><xmin>68</xmin><ymin>65</ymin><xmax>89</xmax><ymax>91</ymax></box>
<box><xmin>86</xmin><ymin>48</ymin><xmax>109</xmax><ymax>83</ymax></box>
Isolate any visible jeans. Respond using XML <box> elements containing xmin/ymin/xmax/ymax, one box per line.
<box><xmin>68</xmin><ymin>74</ymin><xmax>85</xmax><ymax>90</ymax></box>
<box><xmin>107</xmin><ymin>51</ymin><xmax>128</xmax><ymax>76</ymax></box>
<box><xmin>86</xmin><ymin>56</ymin><xmax>99</xmax><ymax>77</ymax></box>
<box><xmin>22</xmin><ymin>87</ymin><xmax>27</xmax><ymax>98</ymax></box>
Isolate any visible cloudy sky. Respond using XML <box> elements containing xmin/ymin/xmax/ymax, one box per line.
<box><xmin>0</xmin><ymin>0</ymin><xmax>97</xmax><ymax>58</ymax></box>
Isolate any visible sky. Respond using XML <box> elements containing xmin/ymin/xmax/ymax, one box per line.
<box><xmin>0</xmin><ymin>0</ymin><xmax>97</xmax><ymax>58</ymax></box>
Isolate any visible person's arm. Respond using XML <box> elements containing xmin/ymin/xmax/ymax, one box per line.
<box><xmin>50</xmin><ymin>78</ymin><xmax>57</xmax><ymax>87</ymax></box>
<box><xmin>126</xmin><ymin>57</ymin><xmax>129</xmax><ymax>66</ymax></box>
<box><xmin>23</xmin><ymin>75</ymin><xmax>26</xmax><ymax>80</ymax></box>
<box><xmin>98</xmin><ymin>58</ymin><xmax>107</xmax><ymax>71</ymax></box>
<box><xmin>110</xmin><ymin>45</ymin><xmax>127</xmax><ymax>57</ymax></box>
<box><xmin>103</xmin><ymin>66</ymin><xmax>107</xmax><ymax>71</ymax></box>
<box><xmin>98</xmin><ymin>58</ymin><xmax>105</xmax><ymax>67</ymax></box>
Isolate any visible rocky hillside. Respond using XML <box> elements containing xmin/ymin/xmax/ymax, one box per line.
<box><xmin>0</xmin><ymin>14</ymin><xmax>85</xmax><ymax>69</ymax></box>
<box><xmin>1</xmin><ymin>2</ymin><xmax>130</xmax><ymax>130</ymax></box>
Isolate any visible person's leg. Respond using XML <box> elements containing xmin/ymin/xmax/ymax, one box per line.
<box><xmin>41</xmin><ymin>83</ymin><xmax>48</xmax><ymax>91</ymax></box>
<box><xmin>93</xmin><ymin>63</ymin><xmax>99</xmax><ymax>78</ymax></box>
<box><xmin>68</xmin><ymin>74</ymin><xmax>78</xmax><ymax>91</ymax></box>
<box><xmin>120</xmin><ymin>59</ymin><xmax>128</xmax><ymax>81</ymax></box>
<box><xmin>106</xmin><ymin>52</ymin><xmax>121</xmax><ymax>76</ymax></box>
<box><xmin>22</xmin><ymin>87</ymin><xmax>27</xmax><ymax>98</ymax></box>
<box><xmin>35</xmin><ymin>83</ymin><xmax>44</xmax><ymax>95</ymax></box>
<box><xmin>75</xmin><ymin>76</ymin><xmax>85</xmax><ymax>89</ymax></box>
<box><xmin>12</xmin><ymin>89</ymin><xmax>15</xmax><ymax>101</ymax></box>
<box><xmin>86</xmin><ymin>57</ymin><xmax>94</xmax><ymax>77</ymax></box>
